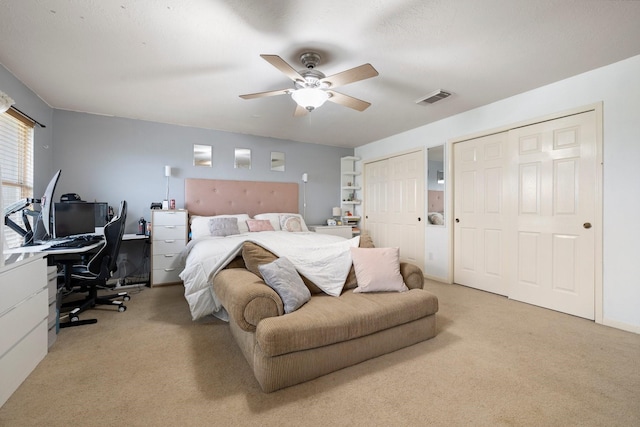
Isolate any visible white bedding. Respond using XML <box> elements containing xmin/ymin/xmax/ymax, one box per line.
<box><xmin>178</xmin><ymin>231</ymin><xmax>359</xmax><ymax>320</ymax></box>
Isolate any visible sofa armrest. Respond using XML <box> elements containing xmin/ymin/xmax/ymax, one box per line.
<box><xmin>213</xmin><ymin>268</ymin><xmax>284</xmax><ymax>332</ymax></box>
<box><xmin>400</xmin><ymin>262</ymin><xmax>424</xmax><ymax>290</ymax></box>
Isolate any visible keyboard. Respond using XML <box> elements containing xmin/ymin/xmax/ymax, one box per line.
<box><xmin>45</xmin><ymin>235</ymin><xmax>104</xmax><ymax>250</ymax></box>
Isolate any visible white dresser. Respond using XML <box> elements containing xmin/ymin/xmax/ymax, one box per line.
<box><xmin>0</xmin><ymin>253</ymin><xmax>48</xmax><ymax>407</ymax></box>
<box><xmin>150</xmin><ymin>209</ymin><xmax>188</xmax><ymax>286</ymax></box>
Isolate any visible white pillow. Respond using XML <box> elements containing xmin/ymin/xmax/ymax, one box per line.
<box><xmin>254</xmin><ymin>213</ymin><xmax>309</xmax><ymax>232</ymax></box>
<box><xmin>190</xmin><ymin>214</ymin><xmax>250</xmax><ymax>238</ymax></box>
<box><xmin>350</xmin><ymin>247</ymin><xmax>408</xmax><ymax>293</ymax></box>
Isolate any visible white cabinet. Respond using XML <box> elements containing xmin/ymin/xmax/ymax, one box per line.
<box><xmin>340</xmin><ymin>156</ymin><xmax>361</xmax><ymax>236</ymax></box>
<box><xmin>151</xmin><ymin>210</ymin><xmax>188</xmax><ymax>286</ymax></box>
<box><xmin>0</xmin><ymin>253</ymin><xmax>48</xmax><ymax>407</ymax></box>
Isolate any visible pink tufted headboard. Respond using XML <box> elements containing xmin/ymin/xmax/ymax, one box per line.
<box><xmin>184</xmin><ymin>178</ymin><xmax>299</xmax><ymax>217</ymax></box>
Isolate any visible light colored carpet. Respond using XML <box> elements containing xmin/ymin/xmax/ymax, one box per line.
<box><xmin>1</xmin><ymin>281</ymin><xmax>639</xmax><ymax>427</ymax></box>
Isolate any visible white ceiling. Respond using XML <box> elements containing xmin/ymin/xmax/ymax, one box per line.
<box><xmin>1</xmin><ymin>1</ymin><xmax>640</xmax><ymax>148</ymax></box>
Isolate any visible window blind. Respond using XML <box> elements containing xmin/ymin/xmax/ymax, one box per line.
<box><xmin>1</xmin><ymin>109</ymin><xmax>35</xmax><ymax>248</ymax></box>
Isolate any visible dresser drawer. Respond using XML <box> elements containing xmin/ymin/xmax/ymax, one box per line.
<box><xmin>153</xmin><ymin>253</ymin><xmax>182</xmax><ymax>270</ymax></box>
<box><xmin>152</xmin><ymin>210</ymin><xmax>187</xmax><ymax>226</ymax></box>
<box><xmin>152</xmin><ymin>239</ymin><xmax>186</xmax><ymax>255</ymax></box>
<box><xmin>153</xmin><ymin>225</ymin><xmax>186</xmax><ymax>241</ymax></box>
<box><xmin>152</xmin><ymin>268</ymin><xmax>182</xmax><ymax>285</ymax></box>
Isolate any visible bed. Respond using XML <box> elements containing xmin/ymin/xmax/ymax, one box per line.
<box><xmin>179</xmin><ymin>178</ymin><xmax>359</xmax><ymax>321</ymax></box>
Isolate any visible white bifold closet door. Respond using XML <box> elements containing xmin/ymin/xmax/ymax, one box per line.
<box><xmin>454</xmin><ymin>111</ymin><xmax>597</xmax><ymax>320</ymax></box>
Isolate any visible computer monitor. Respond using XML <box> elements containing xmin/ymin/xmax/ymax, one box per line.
<box><xmin>40</xmin><ymin>170</ymin><xmax>61</xmax><ymax>238</ymax></box>
<box><xmin>94</xmin><ymin>202</ymin><xmax>109</xmax><ymax>227</ymax></box>
<box><xmin>53</xmin><ymin>202</ymin><xmax>96</xmax><ymax>238</ymax></box>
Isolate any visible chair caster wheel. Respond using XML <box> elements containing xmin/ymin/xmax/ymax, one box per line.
<box><xmin>123</xmin><ymin>295</ymin><xmax>131</xmax><ymax>301</ymax></box>
<box><xmin>70</xmin><ymin>315</ymin><xmax>80</xmax><ymax>322</ymax></box>
<box><xmin>118</xmin><ymin>305</ymin><xmax>127</xmax><ymax>312</ymax></box>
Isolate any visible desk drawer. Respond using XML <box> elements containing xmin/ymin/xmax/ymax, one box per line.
<box><xmin>153</xmin><ymin>225</ymin><xmax>186</xmax><ymax>241</ymax></box>
<box><xmin>152</xmin><ymin>239</ymin><xmax>186</xmax><ymax>255</ymax></box>
<box><xmin>0</xmin><ymin>289</ymin><xmax>48</xmax><ymax>358</ymax></box>
<box><xmin>0</xmin><ymin>258</ymin><xmax>47</xmax><ymax>315</ymax></box>
<box><xmin>0</xmin><ymin>319</ymin><xmax>47</xmax><ymax>407</ymax></box>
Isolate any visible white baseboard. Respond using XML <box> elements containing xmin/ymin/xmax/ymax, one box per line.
<box><xmin>602</xmin><ymin>317</ymin><xmax>640</xmax><ymax>335</ymax></box>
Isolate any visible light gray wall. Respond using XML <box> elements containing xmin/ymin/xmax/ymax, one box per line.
<box><xmin>51</xmin><ymin>110</ymin><xmax>352</xmax><ymax>233</ymax></box>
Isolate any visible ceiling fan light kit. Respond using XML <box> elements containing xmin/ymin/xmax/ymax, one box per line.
<box><xmin>240</xmin><ymin>51</ymin><xmax>378</xmax><ymax>116</ymax></box>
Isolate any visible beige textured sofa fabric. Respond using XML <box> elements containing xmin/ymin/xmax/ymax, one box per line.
<box><xmin>213</xmin><ymin>235</ymin><xmax>438</xmax><ymax>392</ymax></box>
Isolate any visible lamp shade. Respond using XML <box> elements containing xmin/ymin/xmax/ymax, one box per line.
<box><xmin>164</xmin><ymin>165</ymin><xmax>172</xmax><ymax>177</ymax></box>
<box><xmin>291</xmin><ymin>88</ymin><xmax>329</xmax><ymax>111</ymax></box>
<box><xmin>0</xmin><ymin>90</ymin><xmax>14</xmax><ymax>114</ymax></box>
<box><xmin>332</xmin><ymin>207</ymin><xmax>342</xmax><ymax>217</ymax></box>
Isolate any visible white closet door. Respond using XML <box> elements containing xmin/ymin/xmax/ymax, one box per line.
<box><xmin>364</xmin><ymin>159</ymin><xmax>389</xmax><ymax>247</ymax></box>
<box><xmin>453</xmin><ymin>110</ymin><xmax>598</xmax><ymax>320</ymax></box>
<box><xmin>364</xmin><ymin>151</ymin><xmax>425</xmax><ymax>271</ymax></box>
<box><xmin>453</xmin><ymin>132</ymin><xmax>510</xmax><ymax>295</ymax></box>
<box><xmin>508</xmin><ymin>111</ymin><xmax>597</xmax><ymax>319</ymax></box>
<box><xmin>388</xmin><ymin>151</ymin><xmax>425</xmax><ymax>270</ymax></box>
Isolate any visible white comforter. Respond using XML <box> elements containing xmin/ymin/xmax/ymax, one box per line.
<box><xmin>178</xmin><ymin>231</ymin><xmax>359</xmax><ymax>320</ymax></box>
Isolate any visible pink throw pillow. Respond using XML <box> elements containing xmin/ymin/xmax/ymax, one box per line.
<box><xmin>350</xmin><ymin>247</ymin><xmax>408</xmax><ymax>293</ymax></box>
<box><xmin>246</xmin><ymin>219</ymin><xmax>275</xmax><ymax>232</ymax></box>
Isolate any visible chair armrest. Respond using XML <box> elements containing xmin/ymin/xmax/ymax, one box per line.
<box><xmin>400</xmin><ymin>262</ymin><xmax>425</xmax><ymax>290</ymax></box>
<box><xmin>213</xmin><ymin>268</ymin><xmax>284</xmax><ymax>332</ymax></box>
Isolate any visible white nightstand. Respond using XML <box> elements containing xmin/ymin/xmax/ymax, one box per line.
<box><xmin>150</xmin><ymin>210</ymin><xmax>188</xmax><ymax>286</ymax></box>
<box><xmin>309</xmin><ymin>225</ymin><xmax>354</xmax><ymax>239</ymax></box>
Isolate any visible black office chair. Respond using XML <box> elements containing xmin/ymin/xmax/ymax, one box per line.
<box><xmin>59</xmin><ymin>200</ymin><xmax>130</xmax><ymax>328</ymax></box>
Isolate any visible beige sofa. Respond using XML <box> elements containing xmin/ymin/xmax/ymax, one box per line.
<box><xmin>214</xmin><ymin>241</ymin><xmax>439</xmax><ymax>393</ymax></box>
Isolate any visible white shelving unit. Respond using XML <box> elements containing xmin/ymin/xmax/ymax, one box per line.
<box><xmin>340</xmin><ymin>156</ymin><xmax>361</xmax><ymax>236</ymax></box>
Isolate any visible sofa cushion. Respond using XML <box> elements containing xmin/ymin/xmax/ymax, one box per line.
<box><xmin>258</xmin><ymin>257</ymin><xmax>311</xmax><ymax>313</ymax></box>
<box><xmin>255</xmin><ymin>288</ymin><xmax>439</xmax><ymax>357</ymax></box>
<box><xmin>351</xmin><ymin>247</ymin><xmax>408</xmax><ymax>293</ymax></box>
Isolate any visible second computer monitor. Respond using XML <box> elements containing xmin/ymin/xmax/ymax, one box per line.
<box><xmin>53</xmin><ymin>202</ymin><xmax>96</xmax><ymax>238</ymax></box>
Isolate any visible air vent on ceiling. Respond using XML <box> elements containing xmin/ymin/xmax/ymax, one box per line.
<box><xmin>416</xmin><ymin>90</ymin><xmax>451</xmax><ymax>105</ymax></box>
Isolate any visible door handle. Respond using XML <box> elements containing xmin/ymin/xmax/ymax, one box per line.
<box><xmin>455</xmin><ymin>218</ymin><xmax>460</xmax><ymax>223</ymax></box>
<box><xmin>583</xmin><ymin>222</ymin><xmax>592</xmax><ymax>229</ymax></box>
<box><xmin>418</xmin><ymin>217</ymin><xmax>421</xmax><ymax>222</ymax></box>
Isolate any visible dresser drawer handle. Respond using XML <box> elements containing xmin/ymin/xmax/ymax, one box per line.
<box><xmin>163</xmin><ymin>239</ymin><xmax>175</xmax><ymax>243</ymax></box>
<box><xmin>164</xmin><ymin>268</ymin><xmax>176</xmax><ymax>272</ymax></box>
<box><xmin>164</xmin><ymin>225</ymin><xmax>176</xmax><ymax>229</ymax></box>
<box><xmin>164</xmin><ymin>254</ymin><xmax>175</xmax><ymax>258</ymax></box>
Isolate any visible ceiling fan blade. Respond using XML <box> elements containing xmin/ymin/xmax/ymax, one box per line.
<box><xmin>294</xmin><ymin>104</ymin><xmax>308</xmax><ymax>117</ymax></box>
<box><xmin>320</xmin><ymin>64</ymin><xmax>379</xmax><ymax>89</ymax></box>
<box><xmin>327</xmin><ymin>91</ymin><xmax>371</xmax><ymax>112</ymax></box>
<box><xmin>261</xmin><ymin>54</ymin><xmax>305</xmax><ymax>83</ymax></box>
<box><xmin>239</xmin><ymin>88</ymin><xmax>290</xmax><ymax>99</ymax></box>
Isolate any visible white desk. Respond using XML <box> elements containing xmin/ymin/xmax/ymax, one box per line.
<box><xmin>5</xmin><ymin>240</ymin><xmax>103</xmax><ymax>255</ymax></box>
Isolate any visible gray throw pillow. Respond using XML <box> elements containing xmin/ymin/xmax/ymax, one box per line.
<box><xmin>208</xmin><ymin>217</ymin><xmax>240</xmax><ymax>237</ymax></box>
<box><xmin>258</xmin><ymin>257</ymin><xmax>311</xmax><ymax>313</ymax></box>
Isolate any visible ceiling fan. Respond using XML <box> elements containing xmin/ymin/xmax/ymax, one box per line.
<box><xmin>239</xmin><ymin>52</ymin><xmax>379</xmax><ymax>116</ymax></box>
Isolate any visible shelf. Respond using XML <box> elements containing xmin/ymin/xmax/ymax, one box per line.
<box><xmin>341</xmin><ymin>201</ymin><xmax>361</xmax><ymax>205</ymax></box>
<box><xmin>342</xmin><ymin>186</ymin><xmax>361</xmax><ymax>190</ymax></box>
<box><xmin>342</xmin><ymin>171</ymin><xmax>361</xmax><ymax>176</ymax></box>
<box><xmin>341</xmin><ymin>156</ymin><xmax>360</xmax><ymax>161</ymax></box>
